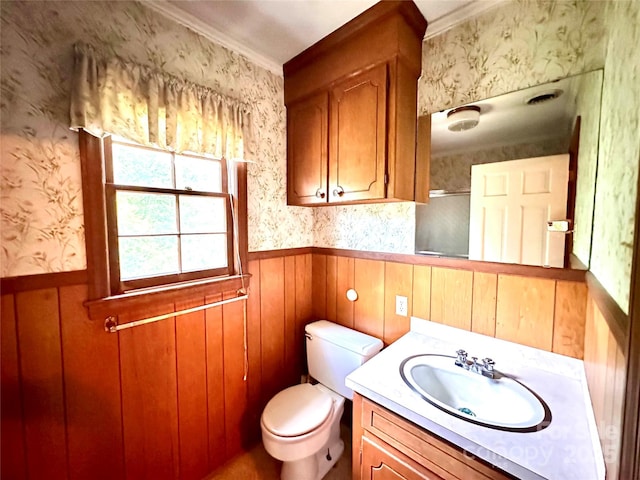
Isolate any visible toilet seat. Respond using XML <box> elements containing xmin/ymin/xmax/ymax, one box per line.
<box><xmin>262</xmin><ymin>383</ymin><xmax>333</xmax><ymax>437</ymax></box>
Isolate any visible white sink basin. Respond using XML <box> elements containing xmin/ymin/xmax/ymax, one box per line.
<box><xmin>400</xmin><ymin>354</ymin><xmax>551</xmax><ymax>432</ymax></box>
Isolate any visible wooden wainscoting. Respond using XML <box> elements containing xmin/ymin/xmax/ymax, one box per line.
<box><xmin>0</xmin><ymin>253</ymin><xmax>313</xmax><ymax>480</ymax></box>
<box><xmin>583</xmin><ymin>274</ymin><xmax>629</xmax><ymax>480</ymax></box>
<box><xmin>311</xmin><ymin>253</ymin><xmax>588</xmax><ymax>358</ymax></box>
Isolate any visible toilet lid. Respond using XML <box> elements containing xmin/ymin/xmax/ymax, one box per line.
<box><xmin>262</xmin><ymin>383</ymin><xmax>333</xmax><ymax>437</ymax></box>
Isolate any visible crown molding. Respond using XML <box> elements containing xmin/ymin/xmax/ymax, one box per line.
<box><xmin>144</xmin><ymin>1</ymin><xmax>284</xmax><ymax>76</ymax></box>
<box><xmin>425</xmin><ymin>0</ymin><xmax>505</xmax><ymax>40</ymax></box>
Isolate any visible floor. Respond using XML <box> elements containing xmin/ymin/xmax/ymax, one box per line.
<box><xmin>204</xmin><ymin>424</ymin><xmax>352</xmax><ymax>480</ymax></box>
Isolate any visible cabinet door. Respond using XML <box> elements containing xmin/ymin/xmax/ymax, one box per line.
<box><xmin>362</xmin><ymin>436</ymin><xmax>444</xmax><ymax>480</ymax></box>
<box><xmin>329</xmin><ymin>64</ymin><xmax>387</xmax><ymax>202</ymax></box>
<box><xmin>287</xmin><ymin>92</ymin><xmax>329</xmax><ymax>205</ymax></box>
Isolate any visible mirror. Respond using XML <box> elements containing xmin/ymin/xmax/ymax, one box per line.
<box><xmin>415</xmin><ymin>69</ymin><xmax>604</xmax><ymax>269</ymax></box>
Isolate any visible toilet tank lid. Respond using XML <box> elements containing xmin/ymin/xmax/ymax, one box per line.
<box><xmin>305</xmin><ymin>320</ymin><xmax>383</xmax><ymax>356</ymax></box>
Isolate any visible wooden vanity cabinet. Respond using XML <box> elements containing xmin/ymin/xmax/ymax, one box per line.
<box><xmin>353</xmin><ymin>394</ymin><xmax>514</xmax><ymax>480</ymax></box>
<box><xmin>284</xmin><ymin>1</ymin><xmax>427</xmax><ymax>206</ymax></box>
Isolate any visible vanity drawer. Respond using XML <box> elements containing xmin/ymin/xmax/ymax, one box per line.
<box><xmin>361</xmin><ymin>434</ymin><xmax>445</xmax><ymax>480</ymax></box>
<box><xmin>360</xmin><ymin>397</ymin><xmax>513</xmax><ymax>480</ymax></box>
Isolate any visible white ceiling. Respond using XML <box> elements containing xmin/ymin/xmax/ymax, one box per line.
<box><xmin>149</xmin><ymin>0</ymin><xmax>501</xmax><ymax>74</ymax></box>
<box><xmin>431</xmin><ymin>75</ymin><xmax>581</xmax><ymax>156</ymax></box>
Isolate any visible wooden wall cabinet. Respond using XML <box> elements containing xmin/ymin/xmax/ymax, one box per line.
<box><xmin>284</xmin><ymin>1</ymin><xmax>427</xmax><ymax>206</ymax></box>
<box><xmin>353</xmin><ymin>394</ymin><xmax>514</xmax><ymax>480</ymax></box>
<box><xmin>287</xmin><ymin>92</ymin><xmax>329</xmax><ymax>205</ymax></box>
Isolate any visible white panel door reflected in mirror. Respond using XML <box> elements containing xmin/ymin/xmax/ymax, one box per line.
<box><xmin>468</xmin><ymin>154</ymin><xmax>569</xmax><ymax>268</ymax></box>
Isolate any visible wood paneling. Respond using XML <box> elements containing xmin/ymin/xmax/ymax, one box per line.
<box><xmin>336</xmin><ymin>256</ymin><xmax>355</xmax><ymax>328</ymax></box>
<box><xmin>205</xmin><ymin>294</ymin><xmax>226</xmax><ymax>470</ymax></box>
<box><xmin>1</xmin><ymin>294</ymin><xmax>26</xmax><ymax>480</ymax></box>
<box><xmin>295</xmin><ymin>254</ymin><xmax>313</xmax><ymax>374</ymax></box>
<box><xmin>431</xmin><ymin>268</ymin><xmax>473</xmax><ymax>331</ymax></box>
<box><xmin>583</xmin><ymin>294</ymin><xmax>627</xmax><ymax>479</ymax></box>
<box><xmin>552</xmin><ymin>281</ymin><xmax>587</xmax><ymax>358</ymax></box>
<box><xmin>412</xmin><ymin>265</ymin><xmax>431</xmax><ymax>321</ymax></box>
<box><xmin>471</xmin><ymin>272</ymin><xmax>497</xmax><ymax>337</ymax></box>
<box><xmin>312</xmin><ymin>254</ymin><xmax>327</xmax><ymax>320</ymax></box>
<box><xmin>260</xmin><ymin>257</ymin><xmax>286</xmax><ymax>406</ymax></box>
<box><xmin>222</xmin><ymin>292</ymin><xmax>249</xmax><ymax>458</ymax></box>
<box><xmin>16</xmin><ymin>288</ymin><xmax>68</xmax><ymax>480</ymax></box>
<box><xmin>284</xmin><ymin>256</ymin><xmax>298</xmax><ymax>386</ymax></box>
<box><xmin>175</xmin><ymin>296</ymin><xmax>209</xmax><ymax>480</ymax></box>
<box><xmin>326</xmin><ymin>255</ymin><xmax>338</xmax><ymax>322</ymax></box>
<box><xmin>59</xmin><ymin>285</ymin><xmax>124</xmax><ymax>480</ymax></box>
<box><xmin>309</xmin><ymin>254</ymin><xmax>587</xmax><ymax>360</ymax></box>
<box><xmin>314</xmin><ymin>247</ymin><xmax>587</xmax><ymax>282</ymax></box>
<box><xmin>496</xmin><ymin>275</ymin><xmax>555</xmax><ymax>350</ymax></box>
<box><xmin>0</xmin><ymin>253</ymin><xmax>315</xmax><ymax>480</ymax></box>
<box><xmin>246</xmin><ymin>261</ymin><xmax>263</xmax><ymax>443</ymax></box>
<box><xmin>1</xmin><ymin>249</ymin><xmax>598</xmax><ymax>480</ymax></box>
<box><xmin>585</xmin><ymin>271</ymin><xmax>628</xmax><ymax>349</ymax></box>
<box><xmin>248</xmin><ymin>247</ymin><xmax>314</xmax><ymax>261</ymax></box>
<box><xmin>383</xmin><ymin>262</ymin><xmax>414</xmax><ymax>344</ymax></box>
<box><xmin>1</xmin><ymin>269</ymin><xmax>88</xmax><ymax>294</ymax></box>
<box><xmin>354</xmin><ymin>258</ymin><xmax>385</xmax><ymax>339</ymax></box>
<box><xmin>119</xmin><ymin>304</ymin><xmax>180</xmax><ymax>480</ymax></box>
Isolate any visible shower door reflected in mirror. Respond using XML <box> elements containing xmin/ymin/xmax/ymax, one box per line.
<box><xmin>415</xmin><ymin>69</ymin><xmax>604</xmax><ymax>269</ymax></box>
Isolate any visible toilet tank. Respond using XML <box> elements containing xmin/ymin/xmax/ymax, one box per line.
<box><xmin>305</xmin><ymin>320</ymin><xmax>383</xmax><ymax>399</ymax></box>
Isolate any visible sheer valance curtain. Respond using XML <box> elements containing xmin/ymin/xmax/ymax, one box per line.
<box><xmin>69</xmin><ymin>42</ymin><xmax>255</xmax><ymax>160</ymax></box>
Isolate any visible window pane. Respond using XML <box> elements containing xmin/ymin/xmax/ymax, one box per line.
<box><xmin>181</xmin><ymin>234</ymin><xmax>228</xmax><ymax>272</ymax></box>
<box><xmin>175</xmin><ymin>155</ymin><xmax>222</xmax><ymax>192</ymax></box>
<box><xmin>179</xmin><ymin>195</ymin><xmax>227</xmax><ymax>233</ymax></box>
<box><xmin>119</xmin><ymin>236</ymin><xmax>179</xmax><ymax>280</ymax></box>
<box><xmin>112</xmin><ymin>143</ymin><xmax>173</xmax><ymax>188</ymax></box>
<box><xmin>117</xmin><ymin>191</ymin><xmax>177</xmax><ymax>235</ymax></box>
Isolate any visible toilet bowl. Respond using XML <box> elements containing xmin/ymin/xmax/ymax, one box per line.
<box><xmin>261</xmin><ymin>383</ymin><xmax>345</xmax><ymax>480</ymax></box>
<box><xmin>260</xmin><ymin>320</ymin><xmax>383</xmax><ymax>480</ymax></box>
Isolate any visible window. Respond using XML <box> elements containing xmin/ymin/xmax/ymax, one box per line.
<box><xmin>106</xmin><ymin>140</ymin><xmax>234</xmax><ymax>292</ymax></box>
<box><xmin>79</xmin><ymin>131</ymin><xmax>248</xmax><ymax>300</ymax></box>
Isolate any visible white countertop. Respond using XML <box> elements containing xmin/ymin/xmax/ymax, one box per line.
<box><xmin>346</xmin><ymin>317</ymin><xmax>604</xmax><ymax>480</ymax></box>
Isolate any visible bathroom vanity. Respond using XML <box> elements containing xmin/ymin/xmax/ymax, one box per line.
<box><xmin>354</xmin><ymin>393</ymin><xmax>512</xmax><ymax>479</ymax></box>
<box><xmin>346</xmin><ymin>318</ymin><xmax>604</xmax><ymax>480</ymax></box>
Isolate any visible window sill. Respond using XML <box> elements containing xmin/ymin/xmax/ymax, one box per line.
<box><xmin>84</xmin><ymin>274</ymin><xmax>251</xmax><ymax>321</ymax></box>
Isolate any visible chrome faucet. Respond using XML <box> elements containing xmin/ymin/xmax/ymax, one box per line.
<box><xmin>455</xmin><ymin>349</ymin><xmax>496</xmax><ymax>379</ymax></box>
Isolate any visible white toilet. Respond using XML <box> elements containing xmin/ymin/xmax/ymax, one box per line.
<box><xmin>261</xmin><ymin>320</ymin><xmax>383</xmax><ymax>480</ymax></box>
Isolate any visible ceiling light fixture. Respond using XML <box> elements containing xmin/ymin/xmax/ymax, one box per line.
<box><xmin>447</xmin><ymin>105</ymin><xmax>481</xmax><ymax>132</ymax></box>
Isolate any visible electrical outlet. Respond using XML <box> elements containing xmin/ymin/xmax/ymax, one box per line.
<box><xmin>395</xmin><ymin>295</ymin><xmax>408</xmax><ymax>317</ymax></box>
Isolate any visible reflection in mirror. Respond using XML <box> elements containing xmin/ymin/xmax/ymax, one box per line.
<box><xmin>415</xmin><ymin>70</ymin><xmax>603</xmax><ymax>269</ymax></box>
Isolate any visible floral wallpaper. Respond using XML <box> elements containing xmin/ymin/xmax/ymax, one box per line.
<box><xmin>419</xmin><ymin>0</ymin><xmax>606</xmax><ymax>115</ymax></box>
<box><xmin>430</xmin><ymin>137</ymin><xmax>567</xmax><ymax>192</ymax></box>
<box><xmin>1</xmin><ymin>0</ymin><xmax>637</xmax><ymax>312</ymax></box>
<box><xmin>0</xmin><ymin>0</ymin><xmax>312</xmax><ymax>277</ymax></box>
<box><xmin>314</xmin><ymin>202</ymin><xmax>415</xmax><ymax>253</ymax></box>
<box><xmin>589</xmin><ymin>0</ymin><xmax>640</xmax><ymax>314</ymax></box>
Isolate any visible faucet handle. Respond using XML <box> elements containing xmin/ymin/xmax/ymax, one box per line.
<box><xmin>455</xmin><ymin>349</ymin><xmax>467</xmax><ymax>365</ymax></box>
<box><xmin>482</xmin><ymin>358</ymin><xmax>495</xmax><ymax>371</ymax></box>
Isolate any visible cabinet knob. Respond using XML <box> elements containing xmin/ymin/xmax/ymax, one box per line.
<box><xmin>315</xmin><ymin>188</ymin><xmax>326</xmax><ymax>199</ymax></box>
<box><xmin>332</xmin><ymin>186</ymin><xmax>345</xmax><ymax>197</ymax></box>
